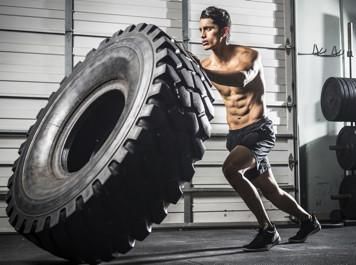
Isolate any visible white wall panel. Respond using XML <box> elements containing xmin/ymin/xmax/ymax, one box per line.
<box><xmin>74</xmin><ymin>21</ymin><xmax>182</xmax><ymax>39</ymax></box>
<box><xmin>75</xmin><ymin>0</ymin><xmax>181</xmax><ymax>18</ymax></box>
<box><xmin>193</xmin><ymin>165</ymin><xmax>294</xmax><ymax>187</ymax></box>
<box><xmin>0</xmin><ymin>53</ymin><xmax>64</xmax><ymax>82</ymax></box>
<box><xmin>0</xmin><ymin>11</ymin><xmax>64</xmax><ymax>33</ymax></box>
<box><xmin>73</xmin><ymin>36</ymin><xmax>104</xmax><ymax>57</ymax></box>
<box><xmin>189</xmin><ymin>0</ymin><xmax>285</xmax><ymax>48</ymax></box>
<box><xmin>0</xmin><ymin>5</ymin><xmax>64</xmax><ymax>18</ymax></box>
<box><xmin>193</xmin><ymin>193</ymin><xmax>293</xmax><ymax>223</ymax></box>
<box><xmin>0</xmin><ymin>14</ymin><xmax>63</xmax><ymax>31</ymax></box>
<box><xmin>0</xmin><ymin>149</ymin><xmax>18</xmax><ymax>165</ymax></box>
<box><xmin>74</xmin><ymin>0</ymin><xmax>183</xmax><ymax>39</ymax></box>
<box><xmin>0</xmin><ymin>0</ymin><xmax>64</xmax><ymax>10</ymax></box>
<box><xmin>197</xmin><ymin>139</ymin><xmax>293</xmax><ymax>166</ymax></box>
<box><xmin>162</xmin><ymin>199</ymin><xmax>184</xmax><ymax>224</ymax></box>
<box><xmin>190</xmin><ymin>0</ymin><xmax>284</xmax><ymax>11</ymax></box>
<box><xmin>0</xmin><ymin>98</ymin><xmax>48</xmax><ymax>119</ymax></box>
<box><xmin>0</xmin><ymin>201</ymin><xmax>15</xmax><ymax>232</ymax></box>
<box><xmin>0</xmin><ymin>167</ymin><xmax>12</xmax><ymax>192</ymax></box>
<box><xmin>193</xmin><ymin>210</ymin><xmax>289</xmax><ymax>223</ymax></box>
<box><xmin>0</xmin><ymin>81</ymin><xmax>57</xmax><ymax>98</ymax></box>
<box><xmin>0</xmin><ymin>32</ymin><xmax>64</xmax><ymax>97</ymax></box>
<box><xmin>0</xmin><ymin>0</ymin><xmax>65</xmax><ymax>232</ymax></box>
<box><xmin>0</xmin><ymin>119</ymin><xmax>35</xmax><ymax>133</ymax></box>
<box><xmin>194</xmin><ymin>196</ymin><xmax>291</xmax><ymax>212</ymax></box>
<box><xmin>0</xmin><ymin>31</ymin><xmax>64</xmax><ymax>54</ymax></box>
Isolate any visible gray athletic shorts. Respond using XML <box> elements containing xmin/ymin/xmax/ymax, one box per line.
<box><xmin>226</xmin><ymin>116</ymin><xmax>276</xmax><ymax>180</ymax></box>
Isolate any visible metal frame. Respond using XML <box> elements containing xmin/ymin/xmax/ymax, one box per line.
<box><xmin>284</xmin><ymin>0</ymin><xmax>300</xmax><ymax>204</ymax></box>
<box><xmin>65</xmin><ymin>0</ymin><xmax>74</xmax><ymax>76</ymax></box>
<box><xmin>181</xmin><ymin>0</ymin><xmax>193</xmax><ymax>224</ymax></box>
<box><xmin>182</xmin><ymin>0</ymin><xmax>190</xmax><ymax>50</ymax></box>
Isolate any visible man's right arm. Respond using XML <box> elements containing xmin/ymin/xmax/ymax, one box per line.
<box><xmin>202</xmin><ymin>68</ymin><xmax>246</xmax><ymax>87</ymax></box>
<box><xmin>201</xmin><ymin>51</ymin><xmax>262</xmax><ymax>88</ymax></box>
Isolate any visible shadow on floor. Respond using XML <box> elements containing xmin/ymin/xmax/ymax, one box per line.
<box><xmin>111</xmin><ymin>245</ymin><xmax>244</xmax><ymax>264</ymax></box>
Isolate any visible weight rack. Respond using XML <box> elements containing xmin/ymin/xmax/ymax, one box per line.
<box><xmin>322</xmin><ymin>22</ymin><xmax>356</xmax><ymax>223</ymax></box>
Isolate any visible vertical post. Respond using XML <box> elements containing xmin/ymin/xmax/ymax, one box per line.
<box><xmin>339</xmin><ymin>0</ymin><xmax>346</xmax><ymax>78</ymax></box>
<box><xmin>347</xmin><ymin>22</ymin><xmax>353</xmax><ymax>79</ymax></box>
<box><xmin>347</xmin><ymin>22</ymin><xmax>355</xmax><ymax>128</ymax></box>
<box><xmin>182</xmin><ymin>0</ymin><xmax>193</xmax><ymax>224</ymax></box>
<box><xmin>65</xmin><ymin>0</ymin><xmax>74</xmax><ymax>76</ymax></box>
<box><xmin>283</xmin><ymin>0</ymin><xmax>301</xmax><ymax>205</ymax></box>
<box><xmin>182</xmin><ymin>0</ymin><xmax>190</xmax><ymax>50</ymax></box>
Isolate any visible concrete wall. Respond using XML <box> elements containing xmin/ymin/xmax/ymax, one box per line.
<box><xmin>295</xmin><ymin>0</ymin><xmax>345</xmax><ymax>219</ymax></box>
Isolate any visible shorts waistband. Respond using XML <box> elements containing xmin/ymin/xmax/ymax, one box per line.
<box><xmin>228</xmin><ymin>116</ymin><xmax>270</xmax><ymax>134</ymax></box>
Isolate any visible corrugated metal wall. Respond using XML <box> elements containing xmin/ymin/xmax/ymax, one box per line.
<box><xmin>0</xmin><ymin>0</ymin><xmax>295</xmax><ymax>231</ymax></box>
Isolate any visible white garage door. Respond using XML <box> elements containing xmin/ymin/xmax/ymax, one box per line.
<box><xmin>0</xmin><ymin>0</ymin><xmax>296</xmax><ymax>231</ymax></box>
<box><xmin>0</xmin><ymin>0</ymin><xmax>65</xmax><ymax>232</ymax></box>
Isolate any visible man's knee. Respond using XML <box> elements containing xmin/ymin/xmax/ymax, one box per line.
<box><xmin>222</xmin><ymin>153</ymin><xmax>244</xmax><ymax>177</ymax></box>
<box><xmin>223</xmin><ymin>145</ymin><xmax>254</xmax><ymax>178</ymax></box>
<box><xmin>223</xmin><ymin>165</ymin><xmax>252</xmax><ymax>185</ymax></box>
<box><xmin>222</xmin><ymin>161</ymin><xmax>246</xmax><ymax>185</ymax></box>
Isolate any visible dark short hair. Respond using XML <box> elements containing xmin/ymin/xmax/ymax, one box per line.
<box><xmin>200</xmin><ymin>6</ymin><xmax>231</xmax><ymax>29</ymax></box>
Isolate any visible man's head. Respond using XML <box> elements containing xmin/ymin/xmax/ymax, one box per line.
<box><xmin>200</xmin><ymin>6</ymin><xmax>231</xmax><ymax>30</ymax></box>
<box><xmin>199</xmin><ymin>6</ymin><xmax>231</xmax><ymax>50</ymax></box>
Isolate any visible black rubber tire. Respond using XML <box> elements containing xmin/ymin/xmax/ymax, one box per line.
<box><xmin>6</xmin><ymin>23</ymin><xmax>214</xmax><ymax>264</ymax></box>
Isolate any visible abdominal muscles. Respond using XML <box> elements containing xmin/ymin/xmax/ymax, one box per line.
<box><xmin>223</xmin><ymin>90</ymin><xmax>265</xmax><ymax>130</ymax></box>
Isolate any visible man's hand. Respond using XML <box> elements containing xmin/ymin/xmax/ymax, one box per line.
<box><xmin>186</xmin><ymin>50</ymin><xmax>201</xmax><ymax>66</ymax></box>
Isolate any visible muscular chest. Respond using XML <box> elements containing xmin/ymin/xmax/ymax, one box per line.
<box><xmin>213</xmin><ymin>82</ymin><xmax>242</xmax><ymax>97</ymax></box>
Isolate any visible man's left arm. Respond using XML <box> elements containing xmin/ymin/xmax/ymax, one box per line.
<box><xmin>240</xmin><ymin>51</ymin><xmax>262</xmax><ymax>87</ymax></box>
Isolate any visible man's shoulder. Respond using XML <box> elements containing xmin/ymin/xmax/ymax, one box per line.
<box><xmin>234</xmin><ymin>45</ymin><xmax>258</xmax><ymax>58</ymax></box>
<box><xmin>230</xmin><ymin>45</ymin><xmax>258</xmax><ymax>66</ymax></box>
<box><xmin>200</xmin><ymin>57</ymin><xmax>212</xmax><ymax>68</ymax></box>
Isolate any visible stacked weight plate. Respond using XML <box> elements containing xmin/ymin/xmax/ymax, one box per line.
<box><xmin>321</xmin><ymin>77</ymin><xmax>356</xmax><ymax>170</ymax></box>
<box><xmin>335</xmin><ymin>126</ymin><xmax>356</xmax><ymax>170</ymax></box>
<box><xmin>321</xmin><ymin>77</ymin><xmax>356</xmax><ymax>122</ymax></box>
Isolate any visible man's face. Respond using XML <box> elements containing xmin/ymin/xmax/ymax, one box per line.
<box><xmin>199</xmin><ymin>18</ymin><xmax>221</xmax><ymax>50</ymax></box>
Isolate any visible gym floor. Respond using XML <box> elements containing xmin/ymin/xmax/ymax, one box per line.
<box><xmin>0</xmin><ymin>224</ymin><xmax>355</xmax><ymax>265</ymax></box>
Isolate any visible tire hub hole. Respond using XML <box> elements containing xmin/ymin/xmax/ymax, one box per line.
<box><xmin>63</xmin><ymin>90</ymin><xmax>125</xmax><ymax>173</ymax></box>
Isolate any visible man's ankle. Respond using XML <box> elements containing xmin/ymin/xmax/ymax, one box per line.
<box><xmin>300</xmin><ymin>214</ymin><xmax>312</xmax><ymax>222</ymax></box>
<box><xmin>261</xmin><ymin>222</ymin><xmax>274</xmax><ymax>231</ymax></box>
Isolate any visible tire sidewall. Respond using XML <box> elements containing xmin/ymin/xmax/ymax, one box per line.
<box><xmin>14</xmin><ymin>33</ymin><xmax>155</xmax><ymax>216</ymax></box>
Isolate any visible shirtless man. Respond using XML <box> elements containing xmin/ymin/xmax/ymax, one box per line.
<box><xmin>198</xmin><ymin>6</ymin><xmax>321</xmax><ymax>252</ymax></box>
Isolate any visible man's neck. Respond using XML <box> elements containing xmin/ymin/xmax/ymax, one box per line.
<box><xmin>210</xmin><ymin>43</ymin><xmax>234</xmax><ymax>66</ymax></box>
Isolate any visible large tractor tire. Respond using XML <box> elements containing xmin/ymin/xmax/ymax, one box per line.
<box><xmin>6</xmin><ymin>23</ymin><xmax>214</xmax><ymax>264</ymax></box>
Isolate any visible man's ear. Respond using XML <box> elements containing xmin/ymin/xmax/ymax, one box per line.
<box><xmin>223</xmin><ymin>27</ymin><xmax>230</xmax><ymax>38</ymax></box>
<box><xmin>220</xmin><ymin>26</ymin><xmax>230</xmax><ymax>41</ymax></box>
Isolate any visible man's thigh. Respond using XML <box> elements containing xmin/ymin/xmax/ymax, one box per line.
<box><xmin>223</xmin><ymin>144</ymin><xmax>256</xmax><ymax>172</ymax></box>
